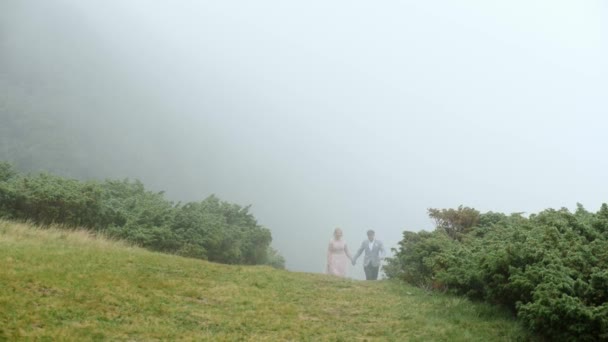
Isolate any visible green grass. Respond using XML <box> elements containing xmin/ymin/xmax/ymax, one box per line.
<box><xmin>0</xmin><ymin>220</ymin><xmax>532</xmax><ymax>341</ymax></box>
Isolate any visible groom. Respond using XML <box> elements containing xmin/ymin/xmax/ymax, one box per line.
<box><xmin>352</xmin><ymin>229</ymin><xmax>385</xmax><ymax>280</ymax></box>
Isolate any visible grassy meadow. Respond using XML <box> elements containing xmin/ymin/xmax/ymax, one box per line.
<box><xmin>0</xmin><ymin>220</ymin><xmax>532</xmax><ymax>341</ymax></box>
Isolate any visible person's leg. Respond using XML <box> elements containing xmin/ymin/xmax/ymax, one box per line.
<box><xmin>370</xmin><ymin>266</ymin><xmax>379</xmax><ymax>280</ymax></box>
<box><xmin>364</xmin><ymin>264</ymin><xmax>372</xmax><ymax>280</ymax></box>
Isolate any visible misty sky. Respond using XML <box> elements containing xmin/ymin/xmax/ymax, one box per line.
<box><xmin>2</xmin><ymin>1</ymin><xmax>607</xmax><ymax>278</ymax></box>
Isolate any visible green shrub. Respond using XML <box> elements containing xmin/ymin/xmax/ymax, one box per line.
<box><xmin>0</xmin><ymin>162</ymin><xmax>17</xmax><ymax>182</ymax></box>
<box><xmin>384</xmin><ymin>230</ymin><xmax>456</xmax><ymax>288</ymax></box>
<box><xmin>387</xmin><ymin>205</ymin><xmax>608</xmax><ymax>340</ymax></box>
<box><xmin>264</xmin><ymin>246</ymin><xmax>286</xmax><ymax>269</ymax></box>
<box><xmin>0</xmin><ymin>173</ymin><xmax>108</xmax><ymax>228</ymax></box>
<box><xmin>0</xmin><ymin>161</ymin><xmax>281</xmax><ymax>267</ymax></box>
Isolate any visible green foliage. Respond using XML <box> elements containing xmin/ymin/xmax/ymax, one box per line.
<box><xmin>387</xmin><ymin>205</ymin><xmax>608</xmax><ymax>340</ymax></box>
<box><xmin>0</xmin><ymin>162</ymin><xmax>17</xmax><ymax>182</ymax></box>
<box><xmin>0</xmin><ymin>161</ymin><xmax>281</xmax><ymax>266</ymax></box>
<box><xmin>170</xmin><ymin>196</ymin><xmax>272</xmax><ymax>265</ymax></box>
<box><xmin>101</xmin><ymin>179</ymin><xmax>179</xmax><ymax>253</ymax></box>
<box><xmin>0</xmin><ymin>172</ymin><xmax>108</xmax><ymax>228</ymax></box>
<box><xmin>428</xmin><ymin>205</ymin><xmax>480</xmax><ymax>240</ymax></box>
<box><xmin>384</xmin><ymin>230</ymin><xmax>456</xmax><ymax>288</ymax></box>
<box><xmin>264</xmin><ymin>246</ymin><xmax>286</xmax><ymax>269</ymax></box>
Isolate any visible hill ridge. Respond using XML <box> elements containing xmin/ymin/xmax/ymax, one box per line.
<box><xmin>0</xmin><ymin>220</ymin><xmax>529</xmax><ymax>341</ymax></box>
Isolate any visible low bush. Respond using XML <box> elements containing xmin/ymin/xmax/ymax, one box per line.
<box><xmin>386</xmin><ymin>205</ymin><xmax>608</xmax><ymax>340</ymax></box>
<box><xmin>0</xmin><ymin>161</ymin><xmax>282</xmax><ymax>267</ymax></box>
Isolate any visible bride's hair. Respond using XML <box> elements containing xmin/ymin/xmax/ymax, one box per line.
<box><xmin>333</xmin><ymin>227</ymin><xmax>343</xmax><ymax>237</ymax></box>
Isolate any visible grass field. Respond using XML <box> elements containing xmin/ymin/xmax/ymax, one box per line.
<box><xmin>0</xmin><ymin>220</ymin><xmax>532</xmax><ymax>341</ymax></box>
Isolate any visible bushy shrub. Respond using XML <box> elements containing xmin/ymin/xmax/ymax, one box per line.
<box><xmin>384</xmin><ymin>230</ymin><xmax>456</xmax><ymax>288</ymax></box>
<box><xmin>264</xmin><ymin>246</ymin><xmax>286</xmax><ymax>269</ymax></box>
<box><xmin>0</xmin><ymin>172</ymin><xmax>108</xmax><ymax>228</ymax></box>
<box><xmin>0</xmin><ymin>162</ymin><xmax>282</xmax><ymax>267</ymax></box>
<box><xmin>170</xmin><ymin>196</ymin><xmax>272</xmax><ymax>265</ymax></box>
<box><xmin>428</xmin><ymin>206</ymin><xmax>479</xmax><ymax>240</ymax></box>
<box><xmin>386</xmin><ymin>205</ymin><xmax>608</xmax><ymax>340</ymax></box>
<box><xmin>0</xmin><ymin>162</ymin><xmax>17</xmax><ymax>182</ymax></box>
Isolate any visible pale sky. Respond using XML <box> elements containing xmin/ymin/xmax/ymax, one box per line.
<box><xmin>2</xmin><ymin>0</ymin><xmax>607</xmax><ymax>278</ymax></box>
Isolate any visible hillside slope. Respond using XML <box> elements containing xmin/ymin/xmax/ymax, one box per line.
<box><xmin>0</xmin><ymin>220</ymin><xmax>530</xmax><ymax>341</ymax></box>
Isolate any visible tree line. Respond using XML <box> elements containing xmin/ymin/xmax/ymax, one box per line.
<box><xmin>0</xmin><ymin>161</ymin><xmax>285</xmax><ymax>269</ymax></box>
<box><xmin>385</xmin><ymin>205</ymin><xmax>608</xmax><ymax>341</ymax></box>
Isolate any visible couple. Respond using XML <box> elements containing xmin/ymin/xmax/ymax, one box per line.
<box><xmin>326</xmin><ymin>228</ymin><xmax>385</xmax><ymax>280</ymax></box>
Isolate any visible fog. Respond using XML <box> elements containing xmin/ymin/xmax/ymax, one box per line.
<box><xmin>1</xmin><ymin>0</ymin><xmax>606</xmax><ymax>278</ymax></box>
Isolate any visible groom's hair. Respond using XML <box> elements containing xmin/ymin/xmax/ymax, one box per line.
<box><xmin>367</xmin><ymin>229</ymin><xmax>375</xmax><ymax>235</ymax></box>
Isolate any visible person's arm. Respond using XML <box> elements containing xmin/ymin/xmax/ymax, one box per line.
<box><xmin>345</xmin><ymin>243</ymin><xmax>353</xmax><ymax>262</ymax></box>
<box><xmin>352</xmin><ymin>241</ymin><xmax>365</xmax><ymax>264</ymax></box>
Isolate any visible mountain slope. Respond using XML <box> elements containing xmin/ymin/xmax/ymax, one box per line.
<box><xmin>0</xmin><ymin>220</ymin><xmax>530</xmax><ymax>341</ymax></box>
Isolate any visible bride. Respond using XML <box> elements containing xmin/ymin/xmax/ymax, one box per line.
<box><xmin>326</xmin><ymin>227</ymin><xmax>353</xmax><ymax>277</ymax></box>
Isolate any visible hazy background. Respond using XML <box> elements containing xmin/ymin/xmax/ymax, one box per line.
<box><xmin>1</xmin><ymin>0</ymin><xmax>606</xmax><ymax>278</ymax></box>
